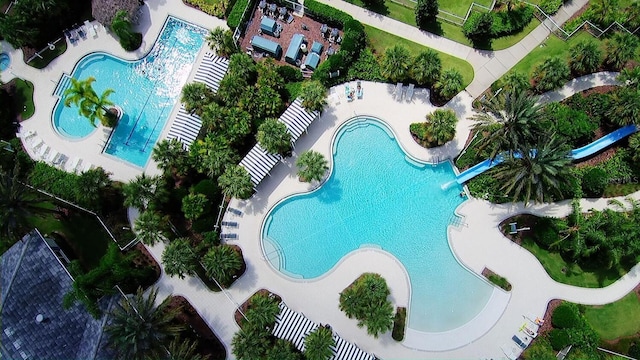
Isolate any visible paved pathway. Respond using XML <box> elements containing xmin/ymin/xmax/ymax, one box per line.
<box><xmin>315</xmin><ymin>0</ymin><xmax>589</xmax><ymax>97</ymax></box>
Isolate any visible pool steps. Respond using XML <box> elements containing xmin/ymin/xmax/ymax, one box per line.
<box><xmin>53</xmin><ymin>73</ymin><xmax>72</xmax><ymax>98</ymax></box>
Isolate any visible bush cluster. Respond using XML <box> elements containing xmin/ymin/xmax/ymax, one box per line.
<box><xmin>547</xmin><ymin>302</ymin><xmax>600</xmax><ymax>353</ymax></box>
<box><xmin>226</xmin><ymin>0</ymin><xmax>252</xmax><ymax>28</ymax></box>
<box><xmin>339</xmin><ymin>273</ymin><xmax>395</xmax><ymax>337</ymax></box>
<box><xmin>533</xmin><ymin>216</ymin><xmax>564</xmax><ymax>249</ymax></box>
<box><xmin>538</xmin><ymin>0</ymin><xmax>563</xmax><ymax>15</ymax></box>
<box><xmin>463</xmin><ymin>5</ymin><xmax>534</xmax><ymax>42</ymax></box>
<box><xmin>186</xmin><ymin>0</ymin><xmax>231</xmax><ymax>18</ymax></box>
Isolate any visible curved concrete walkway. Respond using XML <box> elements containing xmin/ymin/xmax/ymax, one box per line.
<box><xmin>315</xmin><ymin>0</ymin><xmax>589</xmax><ymax>97</ymax></box>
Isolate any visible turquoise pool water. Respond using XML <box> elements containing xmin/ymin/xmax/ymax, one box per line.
<box><xmin>262</xmin><ymin>118</ymin><xmax>493</xmax><ymax>332</ymax></box>
<box><xmin>52</xmin><ymin>17</ymin><xmax>206</xmax><ymax>167</ymax></box>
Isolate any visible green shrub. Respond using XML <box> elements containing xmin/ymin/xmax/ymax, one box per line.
<box><xmin>533</xmin><ymin>217</ymin><xmax>563</xmax><ymax>249</ymax></box>
<box><xmin>191</xmin><ymin>216</ymin><xmax>216</xmax><ymax>233</ymax></box>
<box><xmin>629</xmin><ymin>342</ymin><xmax>640</xmax><ymax>359</ymax></box>
<box><xmin>186</xmin><ymin>0</ymin><xmax>231</xmax><ymax>18</ymax></box>
<box><xmin>409</xmin><ymin>123</ymin><xmax>428</xmax><ymax>141</ymax></box>
<box><xmin>581</xmin><ymin>167</ymin><xmax>610</xmax><ymax>197</ymax></box>
<box><xmin>347</xmin><ymin>48</ymin><xmax>384</xmax><ymax>82</ymax></box>
<box><xmin>491</xmin><ymin>5</ymin><xmax>534</xmax><ymax>36</ymax></box>
<box><xmin>467</xmin><ymin>173</ymin><xmax>509</xmax><ymax>203</ymax></box>
<box><xmin>558</xmin><ymin>169</ymin><xmax>583</xmax><ymax>200</ymax></box>
<box><xmin>193</xmin><ymin>179</ymin><xmax>220</xmax><ymax>199</ymax></box>
<box><xmin>543</xmin><ymin>103</ymin><xmax>597</xmax><ymax>146</ymax></box>
<box><xmin>488</xmin><ymin>273</ymin><xmax>511</xmax><ymax>291</ymax></box>
<box><xmin>549</xmin><ymin>328</ymin><xmax>572</xmax><ymax>351</ymax></box>
<box><xmin>463</xmin><ymin>12</ymin><xmax>494</xmax><ymax>41</ymax></box>
<box><xmin>227</xmin><ymin>0</ymin><xmax>252</xmax><ymax>28</ymax></box>
<box><xmin>202</xmin><ymin>230</ymin><xmax>220</xmax><ymax>247</ymax></box>
<box><xmin>304</xmin><ymin>0</ymin><xmax>351</xmax><ymax>27</ymax></box>
<box><xmin>120</xmin><ymin>32</ymin><xmax>143</xmax><ymax>51</ymax></box>
<box><xmin>539</xmin><ymin>0</ymin><xmax>563</xmax><ymax>14</ymax></box>
<box><xmin>277</xmin><ymin>65</ymin><xmax>303</xmax><ymax>82</ymax></box>
<box><xmin>552</xmin><ymin>302</ymin><xmax>580</xmax><ymax>329</ymax></box>
<box><xmin>391</xmin><ymin>307</ymin><xmax>406</xmax><ymax>341</ymax></box>
<box><xmin>28</xmin><ymin>162</ymin><xmax>80</xmax><ymax>203</ymax></box>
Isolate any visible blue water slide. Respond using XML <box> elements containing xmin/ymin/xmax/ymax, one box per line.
<box><xmin>456</xmin><ymin>125</ymin><xmax>638</xmax><ymax>184</ymax></box>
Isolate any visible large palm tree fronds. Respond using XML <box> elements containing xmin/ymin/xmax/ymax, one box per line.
<box><xmin>471</xmin><ymin>87</ymin><xmax>545</xmax><ymax>158</ymax></box>
<box><xmin>106</xmin><ymin>287</ymin><xmax>183</xmax><ymax>360</ymax></box>
<box><xmin>490</xmin><ymin>135</ymin><xmax>572</xmax><ymax>205</ymax></box>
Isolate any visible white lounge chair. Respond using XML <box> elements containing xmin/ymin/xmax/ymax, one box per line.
<box><xmin>395</xmin><ymin>82</ymin><xmax>403</xmax><ymax>101</ymax></box>
<box><xmin>405</xmin><ymin>83</ymin><xmax>415</xmax><ymax>102</ymax></box>
<box><xmin>30</xmin><ymin>137</ymin><xmax>44</xmax><ymax>150</ymax></box>
<box><xmin>67</xmin><ymin>157</ymin><xmax>81</xmax><ymax>172</ymax></box>
<box><xmin>38</xmin><ymin>144</ymin><xmax>50</xmax><ymax>159</ymax></box>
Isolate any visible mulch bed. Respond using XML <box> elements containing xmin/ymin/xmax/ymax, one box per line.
<box><xmin>168</xmin><ymin>296</ymin><xmax>227</xmax><ymax>360</ymax></box>
<box><xmin>130</xmin><ymin>243</ymin><xmax>161</xmax><ymax>283</ymax></box>
<box><xmin>498</xmin><ymin>214</ymin><xmax>538</xmax><ymax>245</ymax></box>
<box><xmin>234</xmin><ymin>288</ymin><xmax>282</xmax><ymax>327</ymax></box>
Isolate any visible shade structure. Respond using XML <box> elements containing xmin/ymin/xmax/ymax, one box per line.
<box><xmin>251</xmin><ymin>36</ymin><xmax>283</xmax><ymax>58</ymax></box>
<box><xmin>304</xmin><ymin>52</ymin><xmax>320</xmax><ymax>70</ymax></box>
<box><xmin>271</xmin><ymin>302</ymin><xmax>376</xmax><ymax>360</ymax></box>
<box><xmin>260</xmin><ymin>17</ymin><xmax>278</xmax><ymax>35</ymax></box>
<box><xmin>278</xmin><ymin>98</ymin><xmax>320</xmax><ymax>142</ymax></box>
<box><xmin>272</xmin><ymin>302</ymin><xmax>319</xmax><ymax>351</ymax></box>
<box><xmin>193</xmin><ymin>52</ymin><xmax>229</xmax><ymax>93</ymax></box>
<box><xmin>285</xmin><ymin>33</ymin><xmax>305</xmax><ymax>65</ymax></box>
<box><xmin>239</xmin><ymin>144</ymin><xmax>282</xmax><ymax>187</ymax></box>
<box><xmin>166</xmin><ymin>105</ymin><xmax>202</xmax><ymax>148</ymax></box>
<box><xmin>311</xmin><ymin>41</ymin><xmax>324</xmax><ymax>55</ymax></box>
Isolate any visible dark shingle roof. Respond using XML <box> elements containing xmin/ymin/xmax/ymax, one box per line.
<box><xmin>0</xmin><ymin>231</ymin><xmax>113</xmax><ymax>360</ymax></box>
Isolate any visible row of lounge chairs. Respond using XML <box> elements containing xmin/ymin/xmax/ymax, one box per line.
<box><xmin>22</xmin><ymin>130</ymin><xmax>93</xmax><ymax>173</ymax></box>
<box><xmin>220</xmin><ymin>208</ymin><xmax>243</xmax><ymax>240</ymax></box>
<box><xmin>394</xmin><ymin>83</ymin><xmax>415</xmax><ymax>102</ymax></box>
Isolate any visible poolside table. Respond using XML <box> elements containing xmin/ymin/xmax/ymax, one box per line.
<box><xmin>279</xmin><ymin>6</ymin><xmax>287</xmax><ymax>16</ymax></box>
<box><xmin>258</xmin><ymin>0</ymin><xmax>266</xmax><ymax>11</ymax></box>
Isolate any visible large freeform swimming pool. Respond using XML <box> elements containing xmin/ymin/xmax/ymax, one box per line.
<box><xmin>52</xmin><ymin>16</ymin><xmax>206</xmax><ymax>167</ymax></box>
<box><xmin>262</xmin><ymin>118</ymin><xmax>494</xmax><ymax>333</ymax></box>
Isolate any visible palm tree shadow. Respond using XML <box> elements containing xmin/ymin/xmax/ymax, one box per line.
<box><xmin>317</xmin><ymin>178</ymin><xmax>343</xmax><ymax>204</ymax></box>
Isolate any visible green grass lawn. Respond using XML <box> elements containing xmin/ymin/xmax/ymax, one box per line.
<box><xmin>364</xmin><ymin>25</ymin><xmax>475</xmax><ymax>87</ymax></box>
<box><xmin>438</xmin><ymin>0</ymin><xmax>493</xmax><ymax>18</ymax></box>
<box><xmin>14</xmin><ymin>79</ymin><xmax>35</xmax><ymax>120</ymax></box>
<box><xmin>520</xmin><ymin>238</ymin><xmax>625</xmax><ymax>288</ymax></box>
<box><xmin>30</xmin><ymin>206</ymin><xmax>111</xmax><ymax>270</ymax></box>
<box><xmin>28</xmin><ymin>40</ymin><xmax>67</xmax><ymax>69</ymax></box>
<box><xmin>584</xmin><ymin>291</ymin><xmax>640</xmax><ymax>340</ymax></box>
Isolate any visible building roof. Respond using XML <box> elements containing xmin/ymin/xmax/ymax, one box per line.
<box><xmin>0</xmin><ymin>231</ymin><xmax>114</xmax><ymax>360</ymax></box>
<box><xmin>285</xmin><ymin>33</ymin><xmax>304</xmax><ymax>64</ymax></box>
<box><xmin>91</xmin><ymin>0</ymin><xmax>141</xmax><ymax>25</ymax></box>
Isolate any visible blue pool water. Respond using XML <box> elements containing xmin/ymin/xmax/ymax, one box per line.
<box><xmin>52</xmin><ymin>17</ymin><xmax>206</xmax><ymax>167</ymax></box>
<box><xmin>0</xmin><ymin>53</ymin><xmax>10</xmax><ymax>72</ymax></box>
<box><xmin>262</xmin><ymin>118</ymin><xmax>493</xmax><ymax>332</ymax></box>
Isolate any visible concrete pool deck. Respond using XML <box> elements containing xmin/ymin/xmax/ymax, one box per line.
<box><xmin>1</xmin><ymin>0</ymin><xmax>227</xmax><ymax>182</ymax></box>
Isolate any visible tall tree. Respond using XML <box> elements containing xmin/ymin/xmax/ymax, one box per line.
<box><xmin>219</xmin><ymin>165</ymin><xmax>254</xmax><ymax>200</ymax></box>
<box><xmin>74</xmin><ymin>167</ymin><xmax>112</xmax><ymax>211</ymax></box>
<box><xmin>604</xmin><ymin>32</ymin><xmax>639</xmax><ymax>70</ymax></box>
<box><xmin>500</xmin><ymin>71</ymin><xmax>530</xmax><ymax>93</ymax></box>
<box><xmin>134</xmin><ymin>210</ymin><xmax>170</xmax><ymax>245</ymax></box>
<box><xmin>471</xmin><ymin>87</ymin><xmax>545</xmax><ymax>158</ymax></box>
<box><xmin>588</xmin><ymin>0</ymin><xmax>619</xmax><ymax>25</ymax></box>
<box><xmin>423</xmin><ymin>109</ymin><xmax>458</xmax><ymax>146</ymax></box>
<box><xmin>162</xmin><ymin>238</ymin><xmax>198</xmax><ymax>279</ymax></box>
<box><xmin>63</xmin><ymin>77</ymin><xmax>117</xmax><ymax>127</ymax></box>
<box><xmin>410</xmin><ymin>49</ymin><xmax>441</xmax><ymax>86</ymax></box>
<box><xmin>194</xmin><ymin>135</ymin><xmax>240</xmax><ymax>178</ymax></box>
<box><xmin>257</xmin><ymin>118</ymin><xmax>292</xmax><ymax>156</ymax></box>
<box><xmin>152</xmin><ymin>139</ymin><xmax>190</xmax><ymax>176</ymax></box>
<box><xmin>434</xmin><ymin>68</ymin><xmax>464</xmax><ymax>100</ymax></box>
<box><xmin>490</xmin><ymin>136</ymin><xmax>572</xmax><ymax>204</ymax></box>
<box><xmin>569</xmin><ymin>40</ymin><xmax>602</xmax><ymax>75</ymax></box>
<box><xmin>181</xmin><ymin>193</ymin><xmax>209</xmax><ymax>220</ymax></box>
<box><xmin>299</xmin><ymin>80</ymin><xmax>327</xmax><ymax>113</ymax></box>
<box><xmin>202</xmin><ymin>245</ymin><xmax>243</xmax><ymax>287</ymax></box>
<box><xmin>607</xmin><ymin>87</ymin><xmax>640</xmax><ymax>126</ymax></box>
<box><xmin>111</xmin><ymin>10</ymin><xmax>141</xmax><ymax>51</ymax></box>
<box><xmin>123</xmin><ymin>173</ymin><xmax>169</xmax><ymax>211</ymax></box>
<box><xmin>415</xmin><ymin>0</ymin><xmax>439</xmax><ymax>29</ymax></box>
<box><xmin>105</xmin><ymin>287</ymin><xmax>183</xmax><ymax>360</ymax></box>
<box><xmin>206</xmin><ymin>27</ymin><xmax>237</xmax><ymax>57</ymax></box>
<box><xmin>304</xmin><ymin>326</ymin><xmax>335</xmax><ymax>360</ymax></box>
<box><xmin>181</xmin><ymin>82</ymin><xmax>213</xmax><ymax>115</ymax></box>
<box><xmin>532</xmin><ymin>57</ymin><xmax>570</xmax><ymax>93</ymax></box>
<box><xmin>232</xmin><ymin>325</ymin><xmax>271</xmax><ymax>359</ymax></box>
<box><xmin>0</xmin><ymin>164</ymin><xmax>50</xmax><ymax>246</ymax></box>
<box><xmin>265</xmin><ymin>339</ymin><xmax>301</xmax><ymax>360</ymax></box>
<box><xmin>228</xmin><ymin>53</ymin><xmax>258</xmax><ymax>84</ymax></box>
<box><xmin>381</xmin><ymin>45</ymin><xmax>411</xmax><ymax>82</ymax></box>
<box><xmin>160</xmin><ymin>338</ymin><xmax>207</xmax><ymax>360</ymax></box>
<box><xmin>296</xmin><ymin>150</ymin><xmax>329</xmax><ymax>183</ymax></box>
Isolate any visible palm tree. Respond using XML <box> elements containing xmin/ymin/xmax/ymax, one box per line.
<box><xmin>152</xmin><ymin>139</ymin><xmax>190</xmax><ymax>176</ymax></box>
<box><xmin>588</xmin><ymin>0</ymin><xmax>618</xmax><ymax>25</ymax></box>
<box><xmin>63</xmin><ymin>77</ymin><xmax>117</xmax><ymax>127</ymax></box>
<box><xmin>162</xmin><ymin>238</ymin><xmax>198</xmax><ymax>279</ymax></box>
<box><xmin>500</xmin><ymin>71</ymin><xmax>530</xmax><ymax>93</ymax></box>
<box><xmin>296</xmin><ymin>150</ymin><xmax>329</xmax><ymax>183</ymax></box>
<box><xmin>257</xmin><ymin>118</ymin><xmax>292</xmax><ymax>156</ymax></box>
<box><xmin>0</xmin><ymin>164</ymin><xmax>50</xmax><ymax>245</ymax></box>
<box><xmin>415</xmin><ymin>0</ymin><xmax>439</xmax><ymax>29</ymax></box>
<box><xmin>74</xmin><ymin>167</ymin><xmax>112</xmax><ymax>211</ymax></box>
<box><xmin>217</xmin><ymin>74</ymin><xmax>249</xmax><ymax>106</ymax></box>
<box><xmin>134</xmin><ymin>210</ymin><xmax>170</xmax><ymax>245</ymax></box>
<box><xmin>105</xmin><ymin>287</ymin><xmax>183</xmax><ymax>360</ymax></box>
<box><xmin>304</xmin><ymin>326</ymin><xmax>335</xmax><ymax>360</ymax></box>
<box><xmin>232</xmin><ymin>325</ymin><xmax>271</xmax><ymax>359</ymax></box>
<box><xmin>364</xmin><ymin>301</ymin><xmax>394</xmax><ymax>337</ymax></box>
<box><xmin>424</xmin><ymin>109</ymin><xmax>458</xmax><ymax>146</ymax></box>
<box><xmin>532</xmin><ymin>57</ymin><xmax>570</xmax><ymax>93</ymax></box>
<box><xmin>202</xmin><ymin>244</ymin><xmax>243</xmax><ymax>287</ymax></box>
<box><xmin>197</xmin><ymin>135</ymin><xmax>240</xmax><ymax>178</ymax></box>
<box><xmin>490</xmin><ymin>136</ymin><xmax>572</xmax><ymax>205</ymax></box>
<box><xmin>607</xmin><ymin>87</ymin><xmax>640</xmax><ymax>126</ymax></box>
<box><xmin>629</xmin><ymin>133</ymin><xmax>640</xmax><ymax>162</ymax></box>
<box><xmin>245</xmin><ymin>293</ymin><xmax>280</xmax><ymax>330</ymax></box>
<box><xmin>160</xmin><ymin>338</ymin><xmax>206</xmax><ymax>360</ymax></box>
<box><xmin>181</xmin><ymin>82</ymin><xmax>213</xmax><ymax>115</ymax></box>
<box><xmin>228</xmin><ymin>53</ymin><xmax>257</xmax><ymax>83</ymax></box>
<box><xmin>381</xmin><ymin>45</ymin><xmax>411</xmax><ymax>82</ymax></box>
<box><xmin>410</xmin><ymin>49</ymin><xmax>441</xmax><ymax>86</ymax></box>
<box><xmin>123</xmin><ymin>173</ymin><xmax>169</xmax><ymax>211</ymax></box>
<box><xmin>219</xmin><ymin>165</ymin><xmax>253</xmax><ymax>200</ymax></box>
<box><xmin>181</xmin><ymin>193</ymin><xmax>208</xmax><ymax>220</ymax></box>
<box><xmin>299</xmin><ymin>80</ymin><xmax>327</xmax><ymax>113</ymax></box>
<box><xmin>604</xmin><ymin>32</ymin><xmax>640</xmax><ymax>70</ymax></box>
<box><xmin>206</xmin><ymin>27</ymin><xmax>237</xmax><ymax>57</ymax></box>
<box><xmin>266</xmin><ymin>339</ymin><xmax>301</xmax><ymax>360</ymax></box>
<box><xmin>569</xmin><ymin>40</ymin><xmax>602</xmax><ymax>75</ymax></box>
<box><xmin>471</xmin><ymin>87</ymin><xmax>545</xmax><ymax>158</ymax></box>
<box><xmin>434</xmin><ymin>68</ymin><xmax>464</xmax><ymax>100</ymax></box>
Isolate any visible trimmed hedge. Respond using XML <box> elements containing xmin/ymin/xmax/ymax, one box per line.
<box><xmin>491</xmin><ymin>5</ymin><xmax>534</xmax><ymax>37</ymax></box>
<box><xmin>227</xmin><ymin>0</ymin><xmax>253</xmax><ymax>29</ymax></box>
<box><xmin>539</xmin><ymin>0</ymin><xmax>563</xmax><ymax>15</ymax></box>
<box><xmin>186</xmin><ymin>0</ymin><xmax>231</xmax><ymax>18</ymax></box>
<box><xmin>549</xmin><ymin>328</ymin><xmax>572</xmax><ymax>351</ymax></box>
<box><xmin>581</xmin><ymin>167</ymin><xmax>609</xmax><ymax>197</ymax></box>
<box><xmin>533</xmin><ymin>216</ymin><xmax>564</xmax><ymax>249</ymax></box>
<box><xmin>391</xmin><ymin>307</ymin><xmax>406</xmax><ymax>341</ymax></box>
<box><xmin>552</xmin><ymin>303</ymin><xmax>581</xmax><ymax>329</ymax></box>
